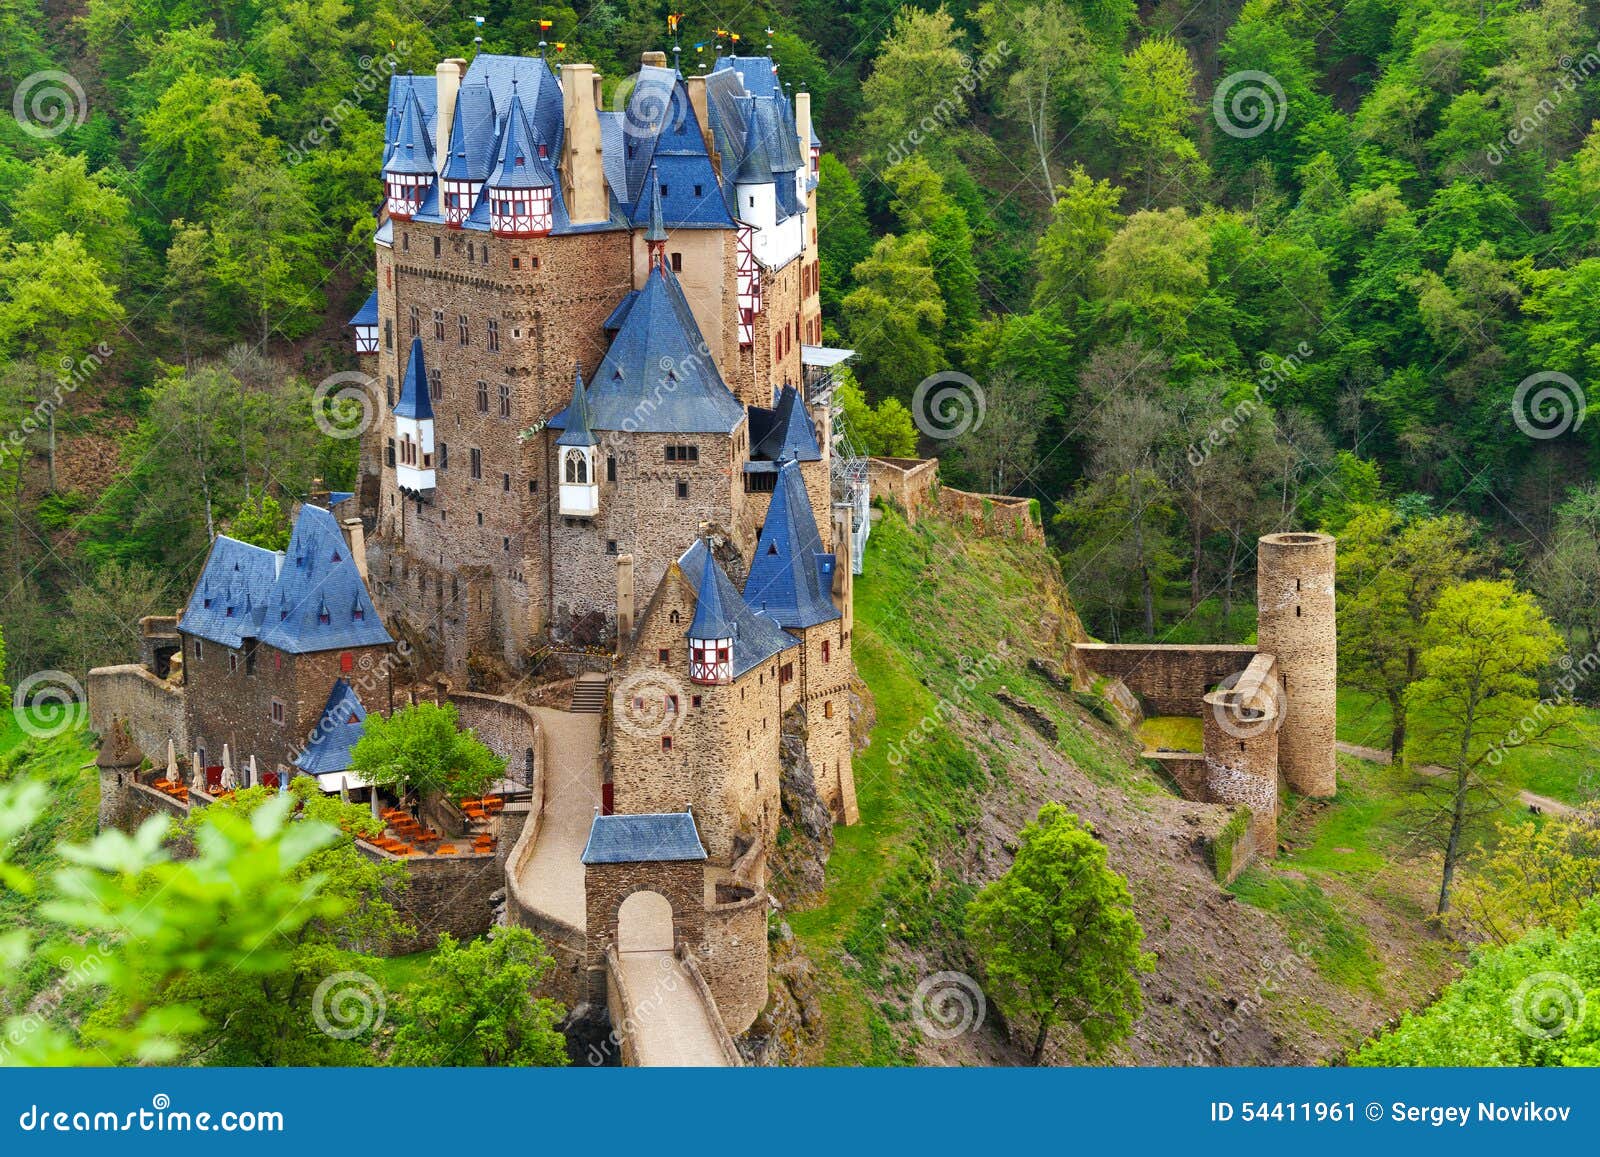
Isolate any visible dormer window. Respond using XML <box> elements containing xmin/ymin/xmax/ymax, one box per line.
<box><xmin>384</xmin><ymin>172</ymin><xmax>429</xmax><ymax>219</ymax></box>
<box><xmin>318</xmin><ymin>609</ymin><xmax>331</xmax><ymax>625</ymax></box>
<box><xmin>489</xmin><ymin>187</ymin><xmax>553</xmax><ymax>236</ymax></box>
<box><xmin>442</xmin><ymin>178</ymin><xmax>480</xmax><ymax>227</ymax></box>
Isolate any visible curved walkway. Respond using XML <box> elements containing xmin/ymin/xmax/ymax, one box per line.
<box><xmin>517</xmin><ymin>707</ymin><xmax>602</xmax><ymax>931</ymax></box>
<box><xmin>1336</xmin><ymin>740</ymin><xmax>1574</xmax><ymax>817</ymax></box>
<box><xmin>614</xmin><ymin>950</ymin><xmax>729</xmax><ymax>1066</ymax></box>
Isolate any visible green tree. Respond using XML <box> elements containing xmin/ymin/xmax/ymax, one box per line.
<box><xmin>1337</xmin><ymin>504</ymin><xmax>1479</xmax><ymax>759</ymax></box>
<box><xmin>841</xmin><ymin>233</ymin><xmax>947</xmax><ymax>399</ymax></box>
<box><xmin>391</xmin><ymin>928</ymin><xmax>567</xmax><ymax>1066</ymax></box>
<box><xmin>11</xmin><ymin>152</ymin><xmax>141</xmax><ymax>284</ymax></box>
<box><xmin>61</xmin><ymin>560</ymin><xmax>172</xmax><ymax>677</ymax></box>
<box><xmin>138</xmin><ymin>72</ymin><xmax>273</xmax><ymax>222</ymax></box>
<box><xmin>884</xmin><ymin>155</ymin><xmax>979</xmax><ymax>338</ymax></box>
<box><xmin>1116</xmin><ymin>34</ymin><xmax>1206</xmax><ymax>207</ymax></box>
<box><xmin>1032</xmin><ymin>165</ymin><xmax>1123</xmax><ymax>315</ymax></box>
<box><xmin>350</xmin><ymin>702</ymin><xmax>505</xmax><ymax>804</ymax></box>
<box><xmin>225</xmin><ymin>490</ymin><xmax>291</xmax><ymax>551</ymax></box>
<box><xmin>1453</xmin><ymin>805</ymin><xmax>1600</xmax><ymax>947</ymax></box>
<box><xmin>966</xmin><ymin>803</ymin><xmax>1153</xmax><ymax>1063</ymax></box>
<box><xmin>1406</xmin><ymin>580</ymin><xmax>1571</xmax><ymax>916</ymax></box>
<box><xmin>859</xmin><ymin>5</ymin><xmax>970</xmax><ymax>166</ymax></box>
<box><xmin>834</xmin><ymin>372</ymin><xmax>918</xmax><ymax>457</ymax></box>
<box><xmin>816</xmin><ymin>153</ymin><xmax>874</xmax><ymax>317</ymax></box>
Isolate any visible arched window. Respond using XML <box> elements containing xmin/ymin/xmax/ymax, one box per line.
<box><xmin>564</xmin><ymin>450</ymin><xmax>588</xmax><ymax>484</ymax></box>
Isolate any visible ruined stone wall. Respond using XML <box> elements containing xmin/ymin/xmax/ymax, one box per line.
<box><xmin>98</xmin><ymin>770</ymin><xmax>192</xmax><ymax>835</ymax></box>
<box><xmin>181</xmin><ymin>638</ymin><xmax>393</xmax><ymax>776</ymax></box>
<box><xmin>1073</xmin><ymin>644</ymin><xmax>1257</xmax><ymax>716</ymax></box>
<box><xmin>1201</xmin><ymin>681</ymin><xmax>1280</xmax><ymax>857</ymax></box>
<box><xmin>1257</xmin><ymin>532</ymin><xmax>1337</xmax><ymax>798</ymax></box>
<box><xmin>447</xmin><ymin>689</ymin><xmax>541</xmax><ymax>790</ymax></box>
<box><xmin>868</xmin><ymin>457</ymin><xmax>938</xmax><ymax>520</ymax></box>
<box><xmin>357</xmin><ymin>842</ymin><xmax>501</xmax><ymax>952</ymax></box>
<box><xmin>936</xmin><ymin>488</ymin><xmax>1044</xmax><ymax>545</ymax></box>
<box><xmin>86</xmin><ymin>665</ymin><xmax>186</xmax><ymax>764</ymax></box>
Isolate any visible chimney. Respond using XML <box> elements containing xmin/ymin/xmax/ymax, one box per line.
<box><xmin>273</xmin><ymin>549</ymin><xmax>286</xmax><ymax>579</ymax></box>
<box><xmin>341</xmin><ymin>518</ymin><xmax>368</xmax><ymax>582</ymax></box>
<box><xmin>795</xmin><ymin>91</ymin><xmax>812</xmax><ymax>165</ymax></box>
<box><xmin>686</xmin><ymin>75</ymin><xmax>717</xmax><ymax>175</ymax></box>
<box><xmin>811</xmin><ymin>398</ymin><xmax>831</xmax><ymax>457</ymax></box>
<box><xmin>616</xmin><ymin>553</ymin><xmax>636</xmax><ymax>646</ymax></box>
<box><xmin>434</xmin><ymin>58</ymin><xmax>466</xmax><ymax>175</ymax></box>
<box><xmin>831</xmin><ymin>503</ymin><xmax>854</xmax><ymax>630</ymax></box>
<box><xmin>561</xmin><ymin>63</ymin><xmax>609</xmax><ymax>225</ymax></box>
<box><xmin>641</xmin><ymin>50</ymin><xmax>668</xmax><ymax>68</ymax></box>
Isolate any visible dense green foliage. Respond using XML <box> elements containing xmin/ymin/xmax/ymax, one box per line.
<box><xmin>350</xmin><ymin>701</ymin><xmax>505</xmax><ymax>803</ymax></box>
<box><xmin>966</xmin><ymin>802</ymin><xmax>1153</xmax><ymax>1062</ymax></box>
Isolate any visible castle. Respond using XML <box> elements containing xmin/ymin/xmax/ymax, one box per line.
<box><xmin>90</xmin><ymin>44</ymin><xmax>859</xmax><ymax>1062</ymax></box>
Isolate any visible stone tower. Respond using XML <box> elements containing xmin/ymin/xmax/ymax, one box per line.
<box><xmin>1255</xmin><ymin>532</ymin><xmax>1337</xmax><ymax>797</ymax></box>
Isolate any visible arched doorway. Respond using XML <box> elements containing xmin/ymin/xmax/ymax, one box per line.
<box><xmin>617</xmin><ymin>890</ymin><xmax>673</xmax><ymax>953</ymax></box>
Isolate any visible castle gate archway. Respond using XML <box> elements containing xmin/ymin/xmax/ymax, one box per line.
<box><xmin>617</xmin><ymin>890</ymin><xmax>674</xmax><ymax>953</ymax></box>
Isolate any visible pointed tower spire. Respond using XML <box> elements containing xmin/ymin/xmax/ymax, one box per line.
<box><xmin>556</xmin><ymin>364</ymin><xmax>596</xmax><ymax>447</ymax></box>
<box><xmin>645</xmin><ymin>169</ymin><xmax>669</xmax><ymax>274</ymax></box>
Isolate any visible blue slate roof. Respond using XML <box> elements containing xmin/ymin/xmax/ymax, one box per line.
<box><xmin>743</xmin><ymin>461</ymin><xmax>840</xmax><ymax>629</ymax></box>
<box><xmin>749</xmin><ymin>384</ymin><xmax>822</xmax><ymax>462</ymax></box>
<box><xmin>718</xmin><ymin>55</ymin><xmax>780</xmax><ymax>99</ymax></box>
<box><xmin>394</xmin><ymin>337</ymin><xmax>433</xmax><ymax>421</ymax></box>
<box><xmin>294</xmin><ymin>679</ymin><xmax>368</xmax><ymax>775</ymax></box>
<box><xmin>687</xmin><ymin>546</ymin><xmax>736</xmax><ymax>639</ymax></box>
<box><xmin>612</xmin><ymin>69</ymin><xmax>734</xmax><ymax>230</ymax></box>
<box><xmin>733</xmin><ymin>101</ymin><xmax>773</xmax><ymax>185</ymax></box>
<box><xmin>462</xmin><ymin>54</ymin><xmax>563</xmax><ymax>157</ymax></box>
<box><xmin>644</xmin><ymin>171</ymin><xmax>667</xmax><ymax>242</ymax></box>
<box><xmin>328</xmin><ymin>491</ymin><xmax>354</xmax><ymax>508</ymax></box>
<box><xmin>486</xmin><ymin>91</ymin><xmax>556</xmax><ymax>190</ymax></box>
<box><xmin>384</xmin><ymin>87</ymin><xmax>436</xmax><ymax>176</ymax></box>
<box><xmin>179</xmin><ymin>505</ymin><xmax>392</xmax><ymax>654</ymax></box>
<box><xmin>676</xmin><ymin>541</ymin><xmax>797</xmax><ymax>677</ymax></box>
<box><xmin>548</xmin><ymin>264</ymin><xmax>745</xmax><ymax>435</ymax></box>
<box><xmin>555</xmin><ymin>366</ymin><xmax>596</xmax><ymax>447</ymax></box>
<box><xmin>383</xmin><ymin>75</ymin><xmax>436</xmax><ymax>163</ymax></box>
<box><xmin>582</xmin><ymin>811</ymin><xmax>707</xmax><ymax>864</ymax></box>
<box><xmin>348</xmin><ymin>290</ymin><xmax>378</xmax><ymax>328</ymax></box>
<box><xmin>441</xmin><ymin>82</ymin><xmax>498</xmax><ymax>182</ymax></box>
<box><xmin>603</xmin><ymin>289</ymin><xmax>640</xmax><ymax>332</ymax></box>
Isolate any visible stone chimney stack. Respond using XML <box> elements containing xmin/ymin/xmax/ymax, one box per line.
<box><xmin>830</xmin><ymin>503</ymin><xmax>854</xmax><ymax>631</ymax></box>
<box><xmin>561</xmin><ymin>63</ymin><xmax>609</xmax><ymax>225</ymax></box>
<box><xmin>341</xmin><ymin>518</ymin><xmax>368</xmax><ymax>582</ymax></box>
<box><xmin>616</xmin><ymin>553</ymin><xmax>636</xmax><ymax>646</ymax></box>
<box><xmin>434</xmin><ymin>58</ymin><xmax>466</xmax><ymax>174</ymax></box>
<box><xmin>641</xmin><ymin>50</ymin><xmax>668</xmax><ymax>67</ymax></box>
<box><xmin>686</xmin><ymin>75</ymin><xmax>718</xmax><ymax>176</ymax></box>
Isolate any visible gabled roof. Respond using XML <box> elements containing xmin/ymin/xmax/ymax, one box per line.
<box><xmin>179</xmin><ymin>505</ymin><xmax>393</xmax><ymax>654</ymax></box>
<box><xmin>749</xmin><ymin>384</ymin><xmax>822</xmax><ymax>462</ymax></box>
<box><xmin>555</xmin><ymin>365</ymin><xmax>596</xmax><ymax>447</ymax></box>
<box><xmin>441</xmin><ymin>82</ymin><xmax>498</xmax><ymax>182</ymax></box>
<box><xmin>716</xmin><ymin>55</ymin><xmax>780</xmax><ymax>99</ymax></box>
<box><xmin>348</xmin><ymin>290</ymin><xmax>378</xmax><ymax>328</ymax></box>
<box><xmin>733</xmin><ymin>100</ymin><xmax>773</xmax><ymax>185</ymax></box>
<box><xmin>548</xmin><ymin>264</ymin><xmax>744</xmax><ymax>434</ymax></box>
<box><xmin>383</xmin><ymin>75</ymin><xmax>436</xmax><ymax>163</ymax></box>
<box><xmin>394</xmin><ymin>337</ymin><xmax>433</xmax><ymax>421</ymax></box>
<box><xmin>676</xmin><ymin>541</ymin><xmax>798</xmax><ymax>677</ymax></box>
<box><xmin>486</xmin><ymin>90</ymin><xmax>556</xmax><ymax>190</ymax></box>
<box><xmin>743</xmin><ymin>461</ymin><xmax>840</xmax><ymax>629</ymax></box>
<box><xmin>294</xmin><ymin>679</ymin><xmax>368</xmax><ymax>775</ymax></box>
<box><xmin>582</xmin><ymin>811</ymin><xmax>707</xmax><ymax>864</ymax></box>
<box><xmin>384</xmin><ymin>87</ymin><xmax>436</xmax><ymax>176</ymax></box>
<box><xmin>461</xmin><ymin>53</ymin><xmax>563</xmax><ymax>158</ymax></box>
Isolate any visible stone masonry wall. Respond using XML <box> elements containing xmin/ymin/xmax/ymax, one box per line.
<box><xmin>357</xmin><ymin>842</ymin><xmax>501</xmax><ymax>953</ymax></box>
<box><xmin>86</xmin><ymin>665</ymin><xmax>186</xmax><ymax>765</ymax></box>
<box><xmin>1074</xmin><ymin>644</ymin><xmax>1257</xmax><ymax>716</ymax></box>
<box><xmin>868</xmin><ymin>457</ymin><xmax>938</xmax><ymax>520</ymax></box>
<box><xmin>701</xmin><ymin>889</ymin><xmax>769</xmax><ymax>1035</ymax></box>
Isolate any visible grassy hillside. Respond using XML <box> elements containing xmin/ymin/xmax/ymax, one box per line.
<box><xmin>793</xmin><ymin>508</ymin><xmax>1466</xmax><ymax>1066</ymax></box>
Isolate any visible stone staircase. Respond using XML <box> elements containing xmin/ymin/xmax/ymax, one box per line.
<box><xmin>571</xmin><ymin>674</ymin><xmax>609</xmax><ymax>714</ymax></box>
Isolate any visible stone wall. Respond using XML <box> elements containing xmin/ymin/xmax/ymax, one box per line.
<box><xmin>868</xmin><ymin>457</ymin><xmax>937</xmax><ymax>520</ymax></box>
<box><xmin>582</xmin><ymin>859</ymin><xmax>706</xmax><ymax>1000</ymax></box>
<box><xmin>98</xmin><ymin>770</ymin><xmax>192</xmax><ymax>836</ymax></box>
<box><xmin>936</xmin><ymin>487</ymin><xmax>1043</xmax><ymax>545</ymax></box>
<box><xmin>358</xmin><ymin>841</ymin><xmax>502</xmax><ymax>953</ymax></box>
<box><xmin>702</xmin><ymin>887</ymin><xmax>769</xmax><ymax>1036</ymax></box>
<box><xmin>1074</xmin><ymin>644</ymin><xmax>1257</xmax><ymax>716</ymax></box>
<box><xmin>86</xmin><ymin>665</ymin><xmax>186</xmax><ymax>765</ymax></box>
<box><xmin>447</xmin><ymin>689</ymin><xmax>542</xmax><ymax>792</ymax></box>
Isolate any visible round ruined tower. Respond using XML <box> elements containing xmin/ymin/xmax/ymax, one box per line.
<box><xmin>1255</xmin><ymin>532</ymin><xmax>1337</xmax><ymax>798</ymax></box>
<box><xmin>1202</xmin><ymin>686</ymin><xmax>1280</xmax><ymax>856</ymax></box>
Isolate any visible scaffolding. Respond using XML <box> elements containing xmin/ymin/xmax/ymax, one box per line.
<box><xmin>803</xmin><ymin>345</ymin><xmax>868</xmax><ymax>575</ymax></box>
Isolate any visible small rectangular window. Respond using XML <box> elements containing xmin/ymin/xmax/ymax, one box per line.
<box><xmin>433</xmin><ymin>309</ymin><xmax>445</xmax><ymax>340</ymax></box>
<box><xmin>458</xmin><ymin>314</ymin><xmax>469</xmax><ymax>345</ymax></box>
<box><xmin>607</xmin><ymin>457</ymin><xmax>617</xmax><ymax>482</ymax></box>
<box><xmin>470</xmin><ymin>448</ymin><xmax>482</xmax><ymax>479</ymax></box>
<box><xmin>658</xmin><ymin>649</ymin><xmax>670</xmax><ymax>663</ymax></box>
<box><xmin>606</xmin><ymin>539</ymin><xmax>617</xmax><ymax>555</ymax></box>
<box><xmin>670</xmin><ymin>252</ymin><xmax>682</xmax><ymax>272</ymax></box>
<box><xmin>661</xmin><ymin>736</ymin><xmax>672</xmax><ymax>752</ymax></box>
<box><xmin>409</xmin><ymin>305</ymin><xmax>419</xmax><ymax>338</ymax></box>
<box><xmin>498</xmin><ymin>383</ymin><xmax>511</xmax><ymax>418</ymax></box>
<box><xmin>676</xmin><ymin>481</ymin><xmax>689</xmax><ymax>499</ymax></box>
<box><xmin>433</xmin><ymin>236</ymin><xmax>441</xmax><ymax>258</ymax></box>
<box><xmin>502</xmin><ymin>473</ymin><xmax>511</xmax><ymax>491</ymax></box>
<box><xmin>476</xmin><ymin>380</ymin><xmax>488</xmax><ymax>413</ymax></box>
<box><xmin>386</xmin><ymin>438</ymin><xmax>396</xmax><ymax>467</ymax></box>
<box><xmin>272</xmin><ymin>699</ymin><xmax>285</xmax><ymax>724</ymax></box>
<box><xmin>487</xmin><ymin>318</ymin><xmax>500</xmax><ymax>352</ymax></box>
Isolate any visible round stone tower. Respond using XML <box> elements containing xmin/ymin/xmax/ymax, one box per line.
<box><xmin>1256</xmin><ymin>531</ymin><xmax>1337</xmax><ymax>798</ymax></box>
<box><xmin>1202</xmin><ymin>686</ymin><xmax>1280</xmax><ymax>856</ymax></box>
